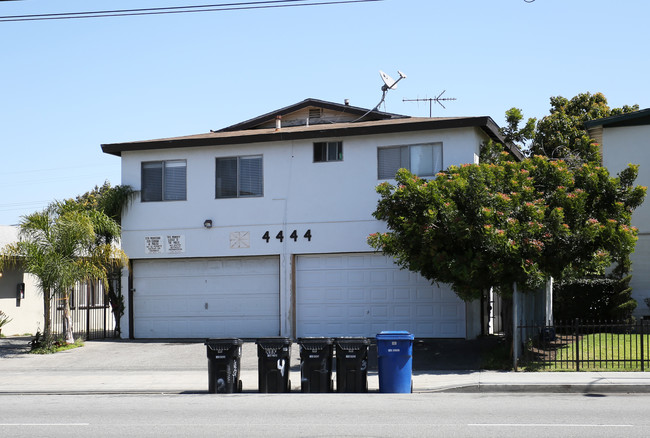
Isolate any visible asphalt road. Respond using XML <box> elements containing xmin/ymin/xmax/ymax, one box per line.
<box><xmin>1</xmin><ymin>393</ymin><xmax>648</xmax><ymax>437</ymax></box>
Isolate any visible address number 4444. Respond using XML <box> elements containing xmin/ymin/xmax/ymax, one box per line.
<box><xmin>262</xmin><ymin>229</ymin><xmax>312</xmax><ymax>243</ymax></box>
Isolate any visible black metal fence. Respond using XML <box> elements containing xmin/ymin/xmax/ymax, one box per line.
<box><xmin>50</xmin><ymin>280</ymin><xmax>115</xmax><ymax>340</ymax></box>
<box><xmin>517</xmin><ymin>319</ymin><xmax>650</xmax><ymax>371</ymax></box>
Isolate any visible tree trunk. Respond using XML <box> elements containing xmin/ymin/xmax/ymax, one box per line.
<box><xmin>107</xmin><ymin>274</ymin><xmax>123</xmax><ymax>337</ymax></box>
<box><xmin>43</xmin><ymin>288</ymin><xmax>52</xmax><ymax>342</ymax></box>
<box><xmin>62</xmin><ymin>290</ymin><xmax>75</xmax><ymax>344</ymax></box>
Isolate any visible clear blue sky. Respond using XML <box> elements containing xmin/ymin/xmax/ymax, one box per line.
<box><xmin>1</xmin><ymin>0</ymin><xmax>648</xmax><ymax>225</ymax></box>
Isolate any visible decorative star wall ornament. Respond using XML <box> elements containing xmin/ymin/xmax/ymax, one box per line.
<box><xmin>229</xmin><ymin>231</ymin><xmax>250</xmax><ymax>249</ymax></box>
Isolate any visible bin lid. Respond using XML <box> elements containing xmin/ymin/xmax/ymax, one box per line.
<box><xmin>335</xmin><ymin>337</ymin><xmax>370</xmax><ymax>345</ymax></box>
<box><xmin>376</xmin><ymin>331</ymin><xmax>414</xmax><ymax>341</ymax></box>
<box><xmin>298</xmin><ymin>337</ymin><xmax>333</xmax><ymax>344</ymax></box>
<box><xmin>205</xmin><ymin>338</ymin><xmax>243</xmax><ymax>346</ymax></box>
<box><xmin>255</xmin><ymin>337</ymin><xmax>292</xmax><ymax>346</ymax></box>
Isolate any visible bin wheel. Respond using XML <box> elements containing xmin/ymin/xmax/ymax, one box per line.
<box><xmin>287</xmin><ymin>379</ymin><xmax>292</xmax><ymax>393</ymax></box>
<box><xmin>238</xmin><ymin>380</ymin><xmax>243</xmax><ymax>393</ymax></box>
<box><xmin>411</xmin><ymin>380</ymin><xmax>413</xmax><ymax>393</ymax></box>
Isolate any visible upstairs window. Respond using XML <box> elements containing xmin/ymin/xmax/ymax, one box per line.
<box><xmin>216</xmin><ymin>155</ymin><xmax>263</xmax><ymax>198</ymax></box>
<box><xmin>314</xmin><ymin>141</ymin><xmax>343</xmax><ymax>162</ymax></box>
<box><xmin>141</xmin><ymin>160</ymin><xmax>186</xmax><ymax>202</ymax></box>
<box><xmin>377</xmin><ymin>143</ymin><xmax>443</xmax><ymax>179</ymax></box>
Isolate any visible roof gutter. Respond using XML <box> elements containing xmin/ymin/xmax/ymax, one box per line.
<box><xmin>102</xmin><ymin>117</ymin><xmax>519</xmax><ymax>158</ymax></box>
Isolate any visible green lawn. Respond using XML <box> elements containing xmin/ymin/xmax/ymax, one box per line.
<box><xmin>523</xmin><ymin>333</ymin><xmax>650</xmax><ymax>371</ymax></box>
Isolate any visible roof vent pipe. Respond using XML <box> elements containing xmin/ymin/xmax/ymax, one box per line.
<box><xmin>344</xmin><ymin>99</ymin><xmax>350</xmax><ymax>106</ymax></box>
<box><xmin>275</xmin><ymin>115</ymin><xmax>282</xmax><ymax>131</ymax></box>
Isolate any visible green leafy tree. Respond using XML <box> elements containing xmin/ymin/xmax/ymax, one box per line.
<box><xmin>64</xmin><ymin>182</ymin><xmax>133</xmax><ymax>336</ymax></box>
<box><xmin>554</xmin><ymin>275</ymin><xmax>636</xmax><ymax>321</ymax></box>
<box><xmin>1</xmin><ymin>202</ymin><xmax>127</xmax><ymax>345</ymax></box>
<box><xmin>368</xmin><ymin>154</ymin><xmax>646</xmax><ymax>303</ymax></box>
<box><xmin>531</xmin><ymin>92</ymin><xmax>639</xmax><ymax>163</ymax></box>
<box><xmin>500</xmin><ymin>107</ymin><xmax>536</xmax><ymax>150</ymax></box>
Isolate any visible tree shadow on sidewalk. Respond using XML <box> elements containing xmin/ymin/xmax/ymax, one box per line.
<box><xmin>368</xmin><ymin>337</ymin><xmax>506</xmax><ymax>371</ymax></box>
<box><xmin>0</xmin><ymin>337</ymin><xmax>32</xmax><ymax>358</ymax></box>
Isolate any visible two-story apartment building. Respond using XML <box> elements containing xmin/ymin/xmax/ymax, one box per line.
<box><xmin>102</xmin><ymin>98</ymin><xmax>520</xmax><ymax>340</ymax></box>
<box><xmin>586</xmin><ymin>108</ymin><xmax>650</xmax><ymax>318</ymax></box>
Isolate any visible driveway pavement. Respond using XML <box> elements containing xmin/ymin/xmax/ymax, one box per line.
<box><xmin>1</xmin><ymin>336</ymin><xmax>650</xmax><ymax>394</ymax></box>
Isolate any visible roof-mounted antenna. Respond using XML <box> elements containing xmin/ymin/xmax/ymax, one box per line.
<box><xmin>403</xmin><ymin>90</ymin><xmax>457</xmax><ymax>117</ymax></box>
<box><xmin>351</xmin><ymin>70</ymin><xmax>407</xmax><ymax>122</ymax></box>
<box><xmin>376</xmin><ymin>70</ymin><xmax>406</xmax><ymax>111</ymax></box>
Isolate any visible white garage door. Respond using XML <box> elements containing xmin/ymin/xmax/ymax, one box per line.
<box><xmin>296</xmin><ymin>253</ymin><xmax>465</xmax><ymax>338</ymax></box>
<box><xmin>133</xmin><ymin>256</ymin><xmax>279</xmax><ymax>338</ymax></box>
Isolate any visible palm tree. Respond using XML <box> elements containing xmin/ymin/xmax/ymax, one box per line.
<box><xmin>1</xmin><ymin>203</ymin><xmax>126</xmax><ymax>345</ymax></box>
<box><xmin>70</xmin><ymin>183</ymin><xmax>134</xmax><ymax>336</ymax></box>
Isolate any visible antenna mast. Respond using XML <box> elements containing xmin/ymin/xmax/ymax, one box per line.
<box><xmin>403</xmin><ymin>90</ymin><xmax>457</xmax><ymax>117</ymax></box>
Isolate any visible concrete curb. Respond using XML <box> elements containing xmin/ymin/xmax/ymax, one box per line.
<box><xmin>434</xmin><ymin>384</ymin><xmax>650</xmax><ymax>393</ymax></box>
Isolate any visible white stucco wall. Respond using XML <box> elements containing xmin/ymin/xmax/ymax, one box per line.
<box><xmin>119</xmin><ymin>128</ymin><xmax>486</xmax><ymax>259</ymax></box>
<box><xmin>601</xmin><ymin>124</ymin><xmax>650</xmax><ymax>317</ymax></box>
<box><xmin>0</xmin><ymin>226</ymin><xmax>44</xmax><ymax>336</ymax></box>
<box><xmin>117</xmin><ymin>126</ymin><xmax>489</xmax><ymax>338</ymax></box>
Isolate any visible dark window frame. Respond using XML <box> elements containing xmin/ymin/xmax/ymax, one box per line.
<box><xmin>313</xmin><ymin>141</ymin><xmax>343</xmax><ymax>162</ymax></box>
<box><xmin>215</xmin><ymin>155</ymin><xmax>264</xmax><ymax>199</ymax></box>
<box><xmin>141</xmin><ymin>159</ymin><xmax>187</xmax><ymax>202</ymax></box>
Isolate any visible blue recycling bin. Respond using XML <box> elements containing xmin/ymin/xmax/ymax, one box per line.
<box><xmin>376</xmin><ymin>331</ymin><xmax>414</xmax><ymax>393</ymax></box>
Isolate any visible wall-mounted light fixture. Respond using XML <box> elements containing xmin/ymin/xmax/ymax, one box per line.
<box><xmin>204</xmin><ymin>219</ymin><xmax>213</xmax><ymax>229</ymax></box>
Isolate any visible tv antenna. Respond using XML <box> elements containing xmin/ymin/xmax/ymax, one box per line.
<box><xmin>403</xmin><ymin>90</ymin><xmax>457</xmax><ymax>117</ymax></box>
<box><xmin>351</xmin><ymin>70</ymin><xmax>407</xmax><ymax>122</ymax></box>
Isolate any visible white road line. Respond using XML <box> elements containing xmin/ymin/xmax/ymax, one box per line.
<box><xmin>469</xmin><ymin>423</ymin><xmax>633</xmax><ymax>428</ymax></box>
<box><xmin>0</xmin><ymin>423</ymin><xmax>89</xmax><ymax>426</ymax></box>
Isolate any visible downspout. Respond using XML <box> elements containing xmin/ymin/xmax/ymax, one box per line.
<box><xmin>128</xmin><ymin>259</ymin><xmax>134</xmax><ymax>339</ymax></box>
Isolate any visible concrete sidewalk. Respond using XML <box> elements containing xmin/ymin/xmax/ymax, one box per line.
<box><xmin>1</xmin><ymin>337</ymin><xmax>650</xmax><ymax>394</ymax></box>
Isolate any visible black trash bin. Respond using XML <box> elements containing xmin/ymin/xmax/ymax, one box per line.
<box><xmin>204</xmin><ymin>338</ymin><xmax>243</xmax><ymax>394</ymax></box>
<box><xmin>256</xmin><ymin>337</ymin><xmax>292</xmax><ymax>393</ymax></box>
<box><xmin>335</xmin><ymin>337</ymin><xmax>370</xmax><ymax>393</ymax></box>
<box><xmin>298</xmin><ymin>337</ymin><xmax>334</xmax><ymax>393</ymax></box>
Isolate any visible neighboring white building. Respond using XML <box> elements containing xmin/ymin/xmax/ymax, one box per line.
<box><xmin>102</xmin><ymin>98</ymin><xmax>521</xmax><ymax>340</ymax></box>
<box><xmin>586</xmin><ymin>108</ymin><xmax>650</xmax><ymax>318</ymax></box>
<box><xmin>0</xmin><ymin>226</ymin><xmax>42</xmax><ymax>336</ymax></box>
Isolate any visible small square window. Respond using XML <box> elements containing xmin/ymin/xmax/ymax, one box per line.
<box><xmin>314</xmin><ymin>141</ymin><xmax>343</xmax><ymax>162</ymax></box>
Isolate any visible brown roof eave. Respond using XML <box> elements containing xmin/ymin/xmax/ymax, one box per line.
<box><xmin>101</xmin><ymin>116</ymin><xmax>514</xmax><ymax>157</ymax></box>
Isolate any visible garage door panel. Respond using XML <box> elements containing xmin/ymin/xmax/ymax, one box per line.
<box><xmin>133</xmin><ymin>256</ymin><xmax>279</xmax><ymax>338</ymax></box>
<box><xmin>347</xmin><ymin>288</ymin><xmax>366</xmax><ymax>301</ymax></box>
<box><xmin>393</xmin><ymin>287</ymin><xmax>411</xmax><ymax>300</ymax></box>
<box><xmin>370</xmin><ymin>305</ymin><xmax>388</xmax><ymax>317</ymax></box>
<box><xmin>367</xmin><ymin>271</ymin><xmax>384</xmax><ymax>284</ymax></box>
<box><xmin>416</xmin><ymin>305</ymin><xmax>434</xmax><ymax>317</ymax></box>
<box><xmin>296</xmin><ymin>253</ymin><xmax>465</xmax><ymax>338</ymax></box>
<box><xmin>416</xmin><ymin>287</ymin><xmax>434</xmax><ymax>300</ymax></box>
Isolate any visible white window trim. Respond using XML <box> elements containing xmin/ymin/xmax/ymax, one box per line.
<box><xmin>377</xmin><ymin>142</ymin><xmax>443</xmax><ymax>179</ymax></box>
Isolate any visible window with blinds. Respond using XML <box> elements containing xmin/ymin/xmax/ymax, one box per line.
<box><xmin>216</xmin><ymin>155</ymin><xmax>263</xmax><ymax>198</ymax></box>
<box><xmin>377</xmin><ymin>143</ymin><xmax>442</xmax><ymax>179</ymax></box>
<box><xmin>141</xmin><ymin>160</ymin><xmax>186</xmax><ymax>202</ymax></box>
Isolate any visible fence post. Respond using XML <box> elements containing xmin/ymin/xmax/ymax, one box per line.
<box><xmin>641</xmin><ymin>319</ymin><xmax>645</xmax><ymax>372</ymax></box>
<box><xmin>575</xmin><ymin>318</ymin><xmax>580</xmax><ymax>372</ymax></box>
<box><xmin>86</xmin><ymin>283</ymin><xmax>91</xmax><ymax>339</ymax></box>
<box><xmin>513</xmin><ymin>283</ymin><xmax>519</xmax><ymax>371</ymax></box>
